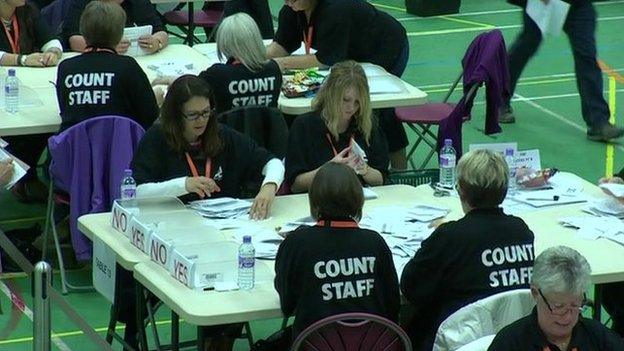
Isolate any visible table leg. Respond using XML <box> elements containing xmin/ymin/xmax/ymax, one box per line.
<box><xmin>593</xmin><ymin>284</ymin><xmax>603</xmax><ymax>321</ymax></box>
<box><xmin>135</xmin><ymin>281</ymin><xmax>149</xmax><ymax>351</ymax></box>
<box><xmin>172</xmin><ymin>311</ymin><xmax>179</xmax><ymax>351</ymax></box>
<box><xmin>187</xmin><ymin>2</ymin><xmax>195</xmax><ymax>46</ymax></box>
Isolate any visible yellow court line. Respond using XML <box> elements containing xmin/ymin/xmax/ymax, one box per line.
<box><xmin>370</xmin><ymin>2</ymin><xmax>405</xmax><ymax>12</ymax></box>
<box><xmin>0</xmin><ymin>319</ymin><xmax>179</xmax><ymax>345</ymax></box>
<box><xmin>438</xmin><ymin>15</ymin><xmax>495</xmax><ymax>28</ymax></box>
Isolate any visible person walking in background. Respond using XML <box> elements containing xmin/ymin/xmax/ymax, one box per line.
<box><xmin>502</xmin><ymin>0</ymin><xmax>623</xmax><ymax>142</ymax></box>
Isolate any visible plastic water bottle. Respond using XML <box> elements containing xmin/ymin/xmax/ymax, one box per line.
<box><xmin>5</xmin><ymin>69</ymin><xmax>18</xmax><ymax>114</ymax></box>
<box><xmin>439</xmin><ymin>139</ymin><xmax>456</xmax><ymax>189</ymax></box>
<box><xmin>505</xmin><ymin>148</ymin><xmax>517</xmax><ymax>192</ymax></box>
<box><xmin>120</xmin><ymin>169</ymin><xmax>137</xmax><ymax>200</ymax></box>
<box><xmin>238</xmin><ymin>235</ymin><xmax>255</xmax><ymax>290</ymax></box>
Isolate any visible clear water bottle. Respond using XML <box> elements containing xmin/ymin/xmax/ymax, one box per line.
<box><xmin>120</xmin><ymin>169</ymin><xmax>137</xmax><ymax>200</ymax></box>
<box><xmin>5</xmin><ymin>69</ymin><xmax>19</xmax><ymax>114</ymax></box>
<box><xmin>238</xmin><ymin>235</ymin><xmax>255</xmax><ymax>290</ymax></box>
<box><xmin>505</xmin><ymin>148</ymin><xmax>517</xmax><ymax>192</ymax></box>
<box><xmin>439</xmin><ymin>139</ymin><xmax>456</xmax><ymax>189</ymax></box>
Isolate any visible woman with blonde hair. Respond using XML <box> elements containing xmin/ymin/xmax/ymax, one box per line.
<box><xmin>285</xmin><ymin>60</ymin><xmax>388</xmax><ymax>193</ymax></box>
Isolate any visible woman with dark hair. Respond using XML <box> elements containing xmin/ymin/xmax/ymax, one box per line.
<box><xmin>131</xmin><ymin>75</ymin><xmax>283</xmax><ymax>219</ymax></box>
<box><xmin>0</xmin><ymin>0</ymin><xmax>62</xmax><ymax>66</ymax></box>
<box><xmin>274</xmin><ymin>162</ymin><xmax>400</xmax><ymax>339</ymax></box>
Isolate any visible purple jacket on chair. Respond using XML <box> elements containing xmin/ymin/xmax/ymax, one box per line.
<box><xmin>437</xmin><ymin>30</ymin><xmax>508</xmax><ymax>156</ymax></box>
<box><xmin>48</xmin><ymin>116</ymin><xmax>145</xmax><ymax>261</ymax></box>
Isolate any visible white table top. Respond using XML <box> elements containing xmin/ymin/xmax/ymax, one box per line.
<box><xmin>79</xmin><ymin>177</ymin><xmax>624</xmax><ymax>326</ymax></box>
<box><xmin>192</xmin><ymin>43</ymin><xmax>429</xmax><ymax>115</ymax></box>
<box><xmin>0</xmin><ymin>44</ymin><xmax>210</xmax><ymax>137</ymax></box>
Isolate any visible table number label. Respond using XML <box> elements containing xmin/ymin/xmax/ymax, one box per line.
<box><xmin>111</xmin><ymin>201</ymin><xmax>133</xmax><ymax>237</ymax></box>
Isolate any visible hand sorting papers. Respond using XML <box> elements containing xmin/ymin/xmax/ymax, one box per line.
<box><xmin>123</xmin><ymin>25</ymin><xmax>152</xmax><ymax>57</ymax></box>
<box><xmin>189</xmin><ymin>197</ymin><xmax>252</xmax><ymax>219</ymax></box>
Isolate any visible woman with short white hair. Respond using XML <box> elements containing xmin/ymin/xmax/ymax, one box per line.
<box><xmin>489</xmin><ymin>246</ymin><xmax>624</xmax><ymax>350</ymax></box>
<box><xmin>400</xmin><ymin>149</ymin><xmax>535</xmax><ymax>351</ymax></box>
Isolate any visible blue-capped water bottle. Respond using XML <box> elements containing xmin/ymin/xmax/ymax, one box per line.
<box><xmin>5</xmin><ymin>69</ymin><xmax>19</xmax><ymax>114</ymax></box>
<box><xmin>238</xmin><ymin>235</ymin><xmax>255</xmax><ymax>290</ymax></box>
<box><xmin>439</xmin><ymin>139</ymin><xmax>456</xmax><ymax>189</ymax></box>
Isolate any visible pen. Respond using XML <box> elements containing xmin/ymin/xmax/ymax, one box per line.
<box><xmin>526</xmin><ymin>195</ymin><xmax>560</xmax><ymax>201</ymax></box>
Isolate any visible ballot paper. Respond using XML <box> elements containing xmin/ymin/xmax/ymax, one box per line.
<box><xmin>526</xmin><ymin>0</ymin><xmax>570</xmax><ymax>37</ymax></box>
<box><xmin>583</xmin><ymin>198</ymin><xmax>624</xmax><ymax>218</ymax></box>
<box><xmin>350</xmin><ymin>139</ymin><xmax>368</xmax><ymax>163</ymax></box>
<box><xmin>559</xmin><ymin>215</ymin><xmax>624</xmax><ymax>244</ymax></box>
<box><xmin>599</xmin><ymin>183</ymin><xmax>624</xmax><ymax>199</ymax></box>
<box><xmin>147</xmin><ymin>59</ymin><xmax>199</xmax><ymax>77</ymax></box>
<box><xmin>234</xmin><ymin>227</ymin><xmax>284</xmax><ymax>259</ymax></box>
<box><xmin>189</xmin><ymin>197</ymin><xmax>252</xmax><ymax>219</ymax></box>
<box><xmin>123</xmin><ymin>25</ymin><xmax>152</xmax><ymax>57</ymax></box>
<box><xmin>0</xmin><ymin>148</ymin><xmax>29</xmax><ymax>189</ymax></box>
<box><xmin>511</xmin><ymin>189</ymin><xmax>586</xmax><ymax>208</ymax></box>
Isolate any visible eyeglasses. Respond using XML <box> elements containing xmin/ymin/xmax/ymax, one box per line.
<box><xmin>183</xmin><ymin>108</ymin><xmax>215</xmax><ymax>121</ymax></box>
<box><xmin>538</xmin><ymin>289</ymin><xmax>587</xmax><ymax>316</ymax></box>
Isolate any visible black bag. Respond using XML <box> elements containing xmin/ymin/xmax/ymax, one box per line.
<box><xmin>250</xmin><ymin>326</ymin><xmax>292</xmax><ymax>351</ymax></box>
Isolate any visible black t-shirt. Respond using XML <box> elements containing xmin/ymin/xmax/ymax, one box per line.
<box><xmin>56</xmin><ymin>50</ymin><xmax>158</xmax><ymax>132</ymax></box>
<box><xmin>274</xmin><ymin>0</ymin><xmax>406</xmax><ymax>71</ymax></box>
<box><xmin>488</xmin><ymin>308</ymin><xmax>624</xmax><ymax>350</ymax></box>
<box><xmin>400</xmin><ymin>208</ymin><xmax>535</xmax><ymax>350</ymax></box>
<box><xmin>274</xmin><ymin>221</ymin><xmax>400</xmax><ymax>336</ymax></box>
<box><xmin>198</xmin><ymin>60</ymin><xmax>282</xmax><ymax>115</ymax></box>
<box><xmin>0</xmin><ymin>5</ymin><xmax>55</xmax><ymax>54</ymax></box>
<box><xmin>285</xmin><ymin>112</ymin><xmax>389</xmax><ymax>187</ymax></box>
<box><xmin>131</xmin><ymin>123</ymin><xmax>273</xmax><ymax>202</ymax></box>
<box><xmin>62</xmin><ymin>0</ymin><xmax>165</xmax><ymax>46</ymax></box>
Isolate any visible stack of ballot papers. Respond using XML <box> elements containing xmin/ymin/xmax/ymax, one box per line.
<box><xmin>234</xmin><ymin>226</ymin><xmax>285</xmax><ymax>259</ymax></box>
<box><xmin>583</xmin><ymin>198</ymin><xmax>624</xmax><ymax>218</ymax></box>
<box><xmin>189</xmin><ymin>197</ymin><xmax>252</xmax><ymax>219</ymax></box>
<box><xmin>559</xmin><ymin>216</ymin><xmax>624</xmax><ymax>244</ymax></box>
<box><xmin>599</xmin><ymin>183</ymin><xmax>624</xmax><ymax>198</ymax></box>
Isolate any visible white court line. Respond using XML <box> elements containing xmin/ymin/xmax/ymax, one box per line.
<box><xmin>397</xmin><ymin>0</ymin><xmax>624</xmax><ymax>21</ymax></box>
<box><xmin>0</xmin><ymin>280</ymin><xmax>73</xmax><ymax>351</ymax></box>
<box><xmin>472</xmin><ymin>89</ymin><xmax>624</xmax><ymax>104</ymax></box>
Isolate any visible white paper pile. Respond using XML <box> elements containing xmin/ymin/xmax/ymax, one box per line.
<box><xmin>583</xmin><ymin>198</ymin><xmax>624</xmax><ymax>218</ymax></box>
<box><xmin>559</xmin><ymin>215</ymin><xmax>624</xmax><ymax>244</ymax></box>
<box><xmin>189</xmin><ymin>197</ymin><xmax>252</xmax><ymax>219</ymax></box>
<box><xmin>599</xmin><ymin>183</ymin><xmax>624</xmax><ymax>198</ymax></box>
<box><xmin>277</xmin><ymin>216</ymin><xmax>317</xmax><ymax>235</ymax></box>
<box><xmin>147</xmin><ymin>60</ymin><xmax>199</xmax><ymax>77</ymax></box>
<box><xmin>234</xmin><ymin>226</ymin><xmax>285</xmax><ymax>259</ymax></box>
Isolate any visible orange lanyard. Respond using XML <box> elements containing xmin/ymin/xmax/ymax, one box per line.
<box><xmin>316</xmin><ymin>220</ymin><xmax>359</xmax><ymax>228</ymax></box>
<box><xmin>185</xmin><ymin>152</ymin><xmax>211</xmax><ymax>178</ymax></box>
<box><xmin>543</xmin><ymin>347</ymin><xmax>578</xmax><ymax>351</ymax></box>
<box><xmin>1</xmin><ymin>15</ymin><xmax>20</xmax><ymax>54</ymax></box>
<box><xmin>302</xmin><ymin>25</ymin><xmax>314</xmax><ymax>55</ymax></box>
<box><xmin>325</xmin><ymin>133</ymin><xmax>354</xmax><ymax>157</ymax></box>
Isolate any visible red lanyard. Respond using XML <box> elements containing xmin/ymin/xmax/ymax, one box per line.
<box><xmin>83</xmin><ymin>46</ymin><xmax>116</xmax><ymax>54</ymax></box>
<box><xmin>302</xmin><ymin>25</ymin><xmax>314</xmax><ymax>55</ymax></box>
<box><xmin>1</xmin><ymin>15</ymin><xmax>20</xmax><ymax>54</ymax></box>
<box><xmin>325</xmin><ymin>133</ymin><xmax>354</xmax><ymax>157</ymax></box>
<box><xmin>185</xmin><ymin>152</ymin><xmax>211</xmax><ymax>178</ymax></box>
<box><xmin>543</xmin><ymin>347</ymin><xmax>578</xmax><ymax>351</ymax></box>
<box><xmin>316</xmin><ymin>220</ymin><xmax>359</xmax><ymax>228</ymax></box>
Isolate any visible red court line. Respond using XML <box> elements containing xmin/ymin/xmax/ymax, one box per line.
<box><xmin>598</xmin><ymin>59</ymin><xmax>624</xmax><ymax>84</ymax></box>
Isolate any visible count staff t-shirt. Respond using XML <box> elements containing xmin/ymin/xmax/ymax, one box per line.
<box><xmin>199</xmin><ymin>60</ymin><xmax>283</xmax><ymax>115</ymax></box>
<box><xmin>274</xmin><ymin>222</ymin><xmax>400</xmax><ymax>336</ymax></box>
<box><xmin>55</xmin><ymin>50</ymin><xmax>158</xmax><ymax>131</ymax></box>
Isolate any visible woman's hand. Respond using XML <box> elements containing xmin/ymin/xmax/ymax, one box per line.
<box><xmin>23</xmin><ymin>53</ymin><xmax>46</xmax><ymax>67</ymax></box>
<box><xmin>153</xmin><ymin>86</ymin><xmax>166</xmax><ymax>106</ymax></box>
<box><xmin>42</xmin><ymin>51</ymin><xmax>60</xmax><ymax>66</ymax></box>
<box><xmin>599</xmin><ymin>176</ymin><xmax>624</xmax><ymax>184</ymax></box>
<box><xmin>329</xmin><ymin>147</ymin><xmax>351</xmax><ymax>165</ymax></box>
<box><xmin>0</xmin><ymin>159</ymin><xmax>14</xmax><ymax>187</ymax></box>
<box><xmin>250</xmin><ymin>183</ymin><xmax>277</xmax><ymax>220</ymax></box>
<box><xmin>116</xmin><ymin>39</ymin><xmax>131</xmax><ymax>54</ymax></box>
<box><xmin>138</xmin><ymin>35</ymin><xmax>160</xmax><ymax>54</ymax></box>
<box><xmin>185</xmin><ymin>176</ymin><xmax>221</xmax><ymax>198</ymax></box>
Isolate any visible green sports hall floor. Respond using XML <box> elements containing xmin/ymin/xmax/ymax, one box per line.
<box><xmin>1</xmin><ymin>0</ymin><xmax>623</xmax><ymax>349</ymax></box>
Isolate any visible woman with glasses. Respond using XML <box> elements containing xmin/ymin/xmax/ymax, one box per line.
<box><xmin>55</xmin><ymin>0</ymin><xmax>158</xmax><ymax>132</ymax></box>
<box><xmin>489</xmin><ymin>246</ymin><xmax>624</xmax><ymax>350</ymax></box>
<box><xmin>267</xmin><ymin>0</ymin><xmax>410</xmax><ymax>170</ymax></box>
<box><xmin>285</xmin><ymin>60</ymin><xmax>388</xmax><ymax>193</ymax></box>
<box><xmin>400</xmin><ymin>149</ymin><xmax>535</xmax><ymax>351</ymax></box>
<box><xmin>131</xmin><ymin>75</ymin><xmax>284</xmax><ymax>220</ymax></box>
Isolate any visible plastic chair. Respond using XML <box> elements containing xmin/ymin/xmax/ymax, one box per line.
<box><xmin>432</xmin><ymin>289</ymin><xmax>534</xmax><ymax>351</ymax></box>
<box><xmin>396</xmin><ymin>29</ymin><xmax>508</xmax><ymax>169</ymax></box>
<box><xmin>161</xmin><ymin>1</ymin><xmax>225</xmax><ymax>45</ymax></box>
<box><xmin>42</xmin><ymin>116</ymin><xmax>145</xmax><ymax>294</ymax></box>
<box><xmin>389</xmin><ymin>169</ymin><xmax>439</xmax><ymax>188</ymax></box>
<box><xmin>292</xmin><ymin>312</ymin><xmax>412</xmax><ymax>351</ymax></box>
